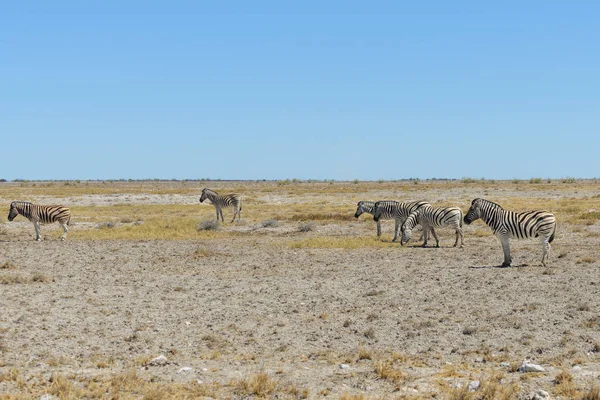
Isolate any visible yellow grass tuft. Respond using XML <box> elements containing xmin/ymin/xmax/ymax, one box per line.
<box><xmin>374</xmin><ymin>360</ymin><xmax>405</xmax><ymax>385</ymax></box>
<box><xmin>234</xmin><ymin>372</ymin><xmax>277</xmax><ymax>397</ymax></box>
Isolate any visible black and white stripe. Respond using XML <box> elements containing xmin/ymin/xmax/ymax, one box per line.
<box><xmin>401</xmin><ymin>205</ymin><xmax>463</xmax><ymax>248</ymax></box>
<box><xmin>355</xmin><ymin>200</ymin><xmax>398</xmax><ymax>238</ymax></box>
<box><xmin>464</xmin><ymin>198</ymin><xmax>556</xmax><ymax>267</ymax></box>
<box><xmin>199</xmin><ymin>188</ymin><xmax>242</xmax><ymax>223</ymax></box>
<box><xmin>8</xmin><ymin>201</ymin><xmax>71</xmax><ymax>241</ymax></box>
<box><xmin>373</xmin><ymin>200</ymin><xmax>436</xmax><ymax>242</ymax></box>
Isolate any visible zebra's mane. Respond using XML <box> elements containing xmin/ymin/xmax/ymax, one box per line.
<box><xmin>11</xmin><ymin>201</ymin><xmax>32</xmax><ymax>207</ymax></box>
<box><xmin>474</xmin><ymin>198</ymin><xmax>504</xmax><ymax>210</ymax></box>
<box><xmin>202</xmin><ymin>188</ymin><xmax>218</xmax><ymax>195</ymax></box>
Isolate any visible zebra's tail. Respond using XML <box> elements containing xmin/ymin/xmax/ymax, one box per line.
<box><xmin>67</xmin><ymin>215</ymin><xmax>71</xmax><ymax>226</ymax></box>
<box><xmin>239</xmin><ymin>197</ymin><xmax>243</xmax><ymax>211</ymax></box>
<box><xmin>459</xmin><ymin>209</ymin><xmax>463</xmax><ymax>228</ymax></box>
<box><xmin>549</xmin><ymin>223</ymin><xmax>556</xmax><ymax>243</ymax></box>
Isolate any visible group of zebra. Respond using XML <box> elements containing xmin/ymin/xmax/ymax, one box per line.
<box><xmin>5</xmin><ymin>188</ymin><xmax>241</xmax><ymax>241</ymax></box>
<box><xmin>355</xmin><ymin>198</ymin><xmax>556</xmax><ymax>267</ymax></box>
<box><xmin>6</xmin><ymin>188</ymin><xmax>556</xmax><ymax>268</ymax></box>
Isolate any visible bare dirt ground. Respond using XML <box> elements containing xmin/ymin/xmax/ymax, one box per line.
<box><xmin>1</xmin><ymin>180</ymin><xmax>599</xmax><ymax>399</ymax></box>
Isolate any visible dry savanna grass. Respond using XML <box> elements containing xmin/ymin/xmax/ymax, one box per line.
<box><xmin>1</xmin><ymin>179</ymin><xmax>599</xmax><ymax>399</ymax></box>
<box><xmin>0</xmin><ymin>271</ymin><xmax>50</xmax><ymax>285</ymax></box>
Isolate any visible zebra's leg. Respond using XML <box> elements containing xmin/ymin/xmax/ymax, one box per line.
<box><xmin>499</xmin><ymin>235</ymin><xmax>512</xmax><ymax>267</ymax></box>
<box><xmin>541</xmin><ymin>236</ymin><xmax>551</xmax><ymax>266</ymax></box>
<box><xmin>215</xmin><ymin>207</ymin><xmax>220</xmax><ymax>222</ymax></box>
<box><xmin>59</xmin><ymin>222</ymin><xmax>68</xmax><ymax>240</ymax></box>
<box><xmin>421</xmin><ymin>225</ymin><xmax>429</xmax><ymax>247</ymax></box>
<box><xmin>455</xmin><ymin>227</ymin><xmax>464</xmax><ymax>248</ymax></box>
<box><xmin>376</xmin><ymin>221</ymin><xmax>382</xmax><ymax>238</ymax></box>
<box><xmin>392</xmin><ymin>219</ymin><xmax>399</xmax><ymax>242</ymax></box>
<box><xmin>220</xmin><ymin>209</ymin><xmax>225</xmax><ymax>223</ymax></box>
<box><xmin>430</xmin><ymin>227</ymin><xmax>440</xmax><ymax>248</ymax></box>
<box><xmin>33</xmin><ymin>221</ymin><xmax>42</xmax><ymax>241</ymax></box>
<box><xmin>231</xmin><ymin>206</ymin><xmax>238</xmax><ymax>223</ymax></box>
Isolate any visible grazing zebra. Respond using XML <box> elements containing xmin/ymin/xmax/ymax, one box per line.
<box><xmin>464</xmin><ymin>198</ymin><xmax>556</xmax><ymax>267</ymax></box>
<box><xmin>7</xmin><ymin>201</ymin><xmax>71</xmax><ymax>241</ymax></box>
<box><xmin>372</xmin><ymin>200</ymin><xmax>436</xmax><ymax>242</ymax></box>
<box><xmin>199</xmin><ymin>188</ymin><xmax>242</xmax><ymax>223</ymax></box>
<box><xmin>354</xmin><ymin>200</ymin><xmax>398</xmax><ymax>237</ymax></box>
<box><xmin>401</xmin><ymin>205</ymin><xmax>464</xmax><ymax>248</ymax></box>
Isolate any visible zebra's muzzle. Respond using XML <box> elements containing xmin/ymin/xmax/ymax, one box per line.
<box><xmin>463</xmin><ymin>216</ymin><xmax>472</xmax><ymax>225</ymax></box>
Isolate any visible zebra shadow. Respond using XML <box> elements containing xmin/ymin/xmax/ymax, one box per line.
<box><xmin>469</xmin><ymin>264</ymin><xmax>529</xmax><ymax>269</ymax></box>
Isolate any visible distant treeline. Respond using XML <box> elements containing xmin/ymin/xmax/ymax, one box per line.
<box><xmin>0</xmin><ymin>177</ymin><xmax>592</xmax><ymax>184</ymax></box>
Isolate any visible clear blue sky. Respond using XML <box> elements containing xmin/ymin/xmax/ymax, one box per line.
<box><xmin>2</xmin><ymin>1</ymin><xmax>599</xmax><ymax>180</ymax></box>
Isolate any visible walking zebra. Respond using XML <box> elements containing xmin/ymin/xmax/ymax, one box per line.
<box><xmin>199</xmin><ymin>188</ymin><xmax>242</xmax><ymax>223</ymax></box>
<box><xmin>372</xmin><ymin>200</ymin><xmax>436</xmax><ymax>242</ymax></box>
<box><xmin>464</xmin><ymin>198</ymin><xmax>556</xmax><ymax>267</ymax></box>
<box><xmin>401</xmin><ymin>205</ymin><xmax>464</xmax><ymax>248</ymax></box>
<box><xmin>7</xmin><ymin>201</ymin><xmax>71</xmax><ymax>241</ymax></box>
<box><xmin>354</xmin><ymin>200</ymin><xmax>398</xmax><ymax>238</ymax></box>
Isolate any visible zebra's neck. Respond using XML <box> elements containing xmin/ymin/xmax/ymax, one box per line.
<box><xmin>204</xmin><ymin>190</ymin><xmax>219</xmax><ymax>201</ymax></box>
<box><xmin>14</xmin><ymin>202</ymin><xmax>32</xmax><ymax>218</ymax></box>
<box><xmin>361</xmin><ymin>202</ymin><xmax>375</xmax><ymax>214</ymax></box>
<box><xmin>479</xmin><ymin>204</ymin><xmax>505</xmax><ymax>231</ymax></box>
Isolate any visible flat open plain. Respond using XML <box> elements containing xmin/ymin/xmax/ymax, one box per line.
<box><xmin>1</xmin><ymin>180</ymin><xmax>599</xmax><ymax>399</ymax></box>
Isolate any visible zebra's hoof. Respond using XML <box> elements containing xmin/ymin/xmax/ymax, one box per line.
<box><xmin>501</xmin><ymin>262</ymin><xmax>511</xmax><ymax>268</ymax></box>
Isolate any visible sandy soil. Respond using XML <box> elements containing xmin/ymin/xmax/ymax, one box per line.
<box><xmin>1</xmin><ymin>181</ymin><xmax>599</xmax><ymax>399</ymax></box>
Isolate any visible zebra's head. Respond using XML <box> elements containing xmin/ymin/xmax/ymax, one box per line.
<box><xmin>8</xmin><ymin>202</ymin><xmax>18</xmax><ymax>221</ymax></box>
<box><xmin>199</xmin><ymin>188</ymin><xmax>209</xmax><ymax>203</ymax></box>
<box><xmin>354</xmin><ymin>201</ymin><xmax>366</xmax><ymax>218</ymax></box>
<box><xmin>400</xmin><ymin>213</ymin><xmax>418</xmax><ymax>245</ymax></box>
<box><xmin>463</xmin><ymin>198</ymin><xmax>482</xmax><ymax>225</ymax></box>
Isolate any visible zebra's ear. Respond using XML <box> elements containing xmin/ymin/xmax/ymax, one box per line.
<box><xmin>471</xmin><ymin>198</ymin><xmax>479</xmax><ymax>205</ymax></box>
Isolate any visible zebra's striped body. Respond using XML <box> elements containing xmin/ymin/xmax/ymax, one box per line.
<box><xmin>199</xmin><ymin>188</ymin><xmax>242</xmax><ymax>223</ymax></box>
<box><xmin>464</xmin><ymin>198</ymin><xmax>556</xmax><ymax>267</ymax></box>
<box><xmin>355</xmin><ymin>200</ymin><xmax>397</xmax><ymax>238</ymax></box>
<box><xmin>401</xmin><ymin>205</ymin><xmax>464</xmax><ymax>248</ymax></box>
<box><xmin>372</xmin><ymin>200</ymin><xmax>436</xmax><ymax>242</ymax></box>
<box><xmin>8</xmin><ymin>201</ymin><xmax>71</xmax><ymax>241</ymax></box>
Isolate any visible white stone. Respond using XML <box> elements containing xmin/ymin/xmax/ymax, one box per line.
<box><xmin>149</xmin><ymin>355</ymin><xmax>168</xmax><ymax>366</ymax></box>
<box><xmin>339</xmin><ymin>363</ymin><xmax>351</xmax><ymax>369</ymax></box>
<box><xmin>500</xmin><ymin>362</ymin><xmax>511</xmax><ymax>367</ymax></box>
<box><xmin>519</xmin><ymin>363</ymin><xmax>545</xmax><ymax>373</ymax></box>
<box><xmin>40</xmin><ymin>395</ymin><xmax>57</xmax><ymax>400</ymax></box>
<box><xmin>531</xmin><ymin>389</ymin><xmax>550</xmax><ymax>400</ymax></box>
<box><xmin>177</xmin><ymin>367</ymin><xmax>192</xmax><ymax>374</ymax></box>
<box><xmin>468</xmin><ymin>380</ymin><xmax>480</xmax><ymax>391</ymax></box>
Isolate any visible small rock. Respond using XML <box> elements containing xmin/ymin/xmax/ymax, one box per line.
<box><xmin>177</xmin><ymin>367</ymin><xmax>192</xmax><ymax>374</ymax></box>
<box><xmin>531</xmin><ymin>389</ymin><xmax>550</xmax><ymax>400</ymax></box>
<box><xmin>149</xmin><ymin>355</ymin><xmax>168</xmax><ymax>366</ymax></box>
<box><xmin>572</xmin><ymin>365</ymin><xmax>582</xmax><ymax>372</ymax></box>
<box><xmin>500</xmin><ymin>362</ymin><xmax>511</xmax><ymax>367</ymax></box>
<box><xmin>201</xmin><ymin>368</ymin><xmax>208</xmax><ymax>372</ymax></box>
<box><xmin>40</xmin><ymin>395</ymin><xmax>57</xmax><ymax>400</ymax></box>
<box><xmin>339</xmin><ymin>363</ymin><xmax>351</xmax><ymax>369</ymax></box>
<box><xmin>519</xmin><ymin>363</ymin><xmax>545</xmax><ymax>373</ymax></box>
<box><xmin>468</xmin><ymin>380</ymin><xmax>480</xmax><ymax>391</ymax></box>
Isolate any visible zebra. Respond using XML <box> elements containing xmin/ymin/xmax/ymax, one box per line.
<box><xmin>400</xmin><ymin>205</ymin><xmax>464</xmax><ymax>248</ymax></box>
<box><xmin>354</xmin><ymin>200</ymin><xmax>398</xmax><ymax>238</ymax></box>
<box><xmin>199</xmin><ymin>188</ymin><xmax>242</xmax><ymax>223</ymax></box>
<box><xmin>7</xmin><ymin>201</ymin><xmax>71</xmax><ymax>241</ymax></box>
<box><xmin>372</xmin><ymin>200</ymin><xmax>436</xmax><ymax>242</ymax></box>
<box><xmin>463</xmin><ymin>198</ymin><xmax>556</xmax><ymax>267</ymax></box>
